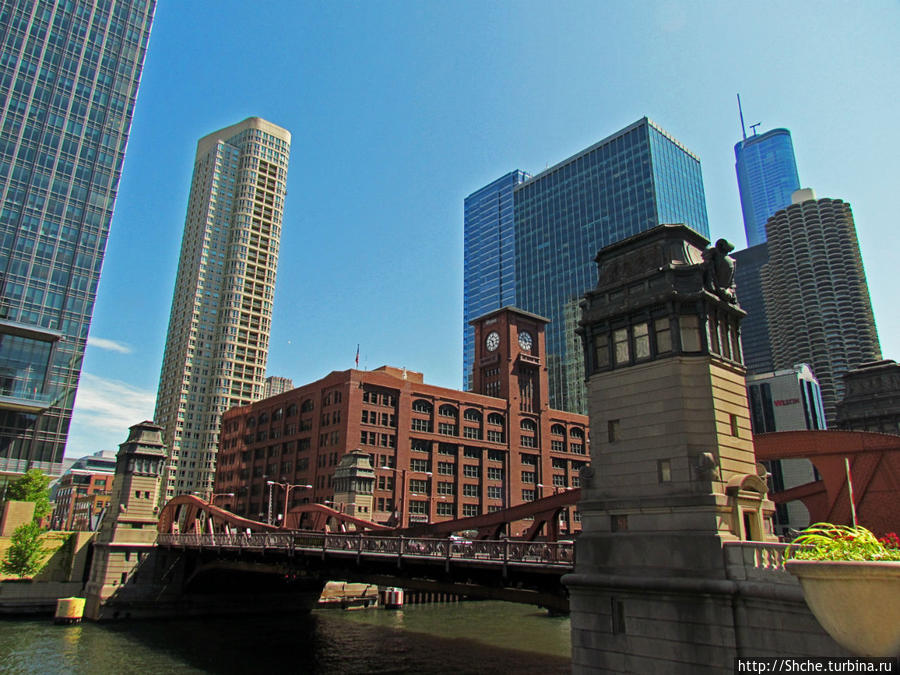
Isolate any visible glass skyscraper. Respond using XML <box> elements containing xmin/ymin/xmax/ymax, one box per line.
<box><xmin>735</xmin><ymin>128</ymin><xmax>800</xmax><ymax>247</ymax></box>
<box><xmin>0</xmin><ymin>0</ymin><xmax>155</xmax><ymax>486</ymax></box>
<box><xmin>516</xmin><ymin>118</ymin><xmax>709</xmax><ymax>412</ymax></box>
<box><xmin>462</xmin><ymin>170</ymin><xmax>529</xmax><ymax>389</ymax></box>
<box><xmin>464</xmin><ymin>118</ymin><xmax>710</xmax><ymax>413</ymax></box>
<box><xmin>733</xmin><ymin>243</ymin><xmax>773</xmax><ymax>375</ymax></box>
<box><xmin>154</xmin><ymin>117</ymin><xmax>290</xmax><ymax>501</ymax></box>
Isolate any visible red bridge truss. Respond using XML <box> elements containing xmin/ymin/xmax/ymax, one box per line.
<box><xmin>158</xmin><ymin>495</ymin><xmax>391</xmax><ymax>535</ymax></box>
<box><xmin>157</xmin><ymin>489</ymin><xmax>581</xmax><ymax>541</ymax></box>
<box><xmin>754</xmin><ymin>429</ymin><xmax>900</xmax><ymax>536</ymax></box>
<box><xmin>389</xmin><ymin>488</ymin><xmax>581</xmax><ymax>541</ymax></box>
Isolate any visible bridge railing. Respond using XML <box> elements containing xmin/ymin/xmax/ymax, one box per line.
<box><xmin>157</xmin><ymin>532</ymin><xmax>574</xmax><ymax>567</ymax></box>
<box><xmin>158</xmin><ymin>532</ymin><xmax>280</xmax><ymax>549</ymax></box>
<box><xmin>723</xmin><ymin>541</ymin><xmax>804</xmax><ymax>583</ymax></box>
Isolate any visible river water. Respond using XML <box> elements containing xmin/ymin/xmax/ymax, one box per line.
<box><xmin>0</xmin><ymin>601</ymin><xmax>571</xmax><ymax>674</ymax></box>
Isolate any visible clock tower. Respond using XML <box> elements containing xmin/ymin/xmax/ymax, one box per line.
<box><xmin>470</xmin><ymin>306</ymin><xmax>550</xmax><ymax>413</ymax></box>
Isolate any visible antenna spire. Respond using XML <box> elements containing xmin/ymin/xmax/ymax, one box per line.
<box><xmin>737</xmin><ymin>93</ymin><xmax>747</xmax><ymax>141</ymax></box>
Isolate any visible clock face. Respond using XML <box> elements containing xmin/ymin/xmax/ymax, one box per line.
<box><xmin>518</xmin><ymin>331</ymin><xmax>533</xmax><ymax>351</ymax></box>
<box><xmin>486</xmin><ymin>331</ymin><xmax>500</xmax><ymax>352</ymax></box>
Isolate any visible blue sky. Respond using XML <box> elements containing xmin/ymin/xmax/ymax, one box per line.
<box><xmin>65</xmin><ymin>1</ymin><xmax>900</xmax><ymax>458</ymax></box>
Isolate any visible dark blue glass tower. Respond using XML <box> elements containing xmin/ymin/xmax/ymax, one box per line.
<box><xmin>462</xmin><ymin>170</ymin><xmax>529</xmax><ymax>389</ymax></box>
<box><xmin>464</xmin><ymin>118</ymin><xmax>710</xmax><ymax>412</ymax></box>
<box><xmin>0</xmin><ymin>0</ymin><xmax>155</xmax><ymax>484</ymax></box>
<box><xmin>733</xmin><ymin>243</ymin><xmax>773</xmax><ymax>375</ymax></box>
<box><xmin>735</xmin><ymin>128</ymin><xmax>800</xmax><ymax>247</ymax></box>
<box><xmin>515</xmin><ymin>118</ymin><xmax>710</xmax><ymax>412</ymax></box>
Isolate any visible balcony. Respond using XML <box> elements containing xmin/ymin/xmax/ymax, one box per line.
<box><xmin>0</xmin><ymin>390</ymin><xmax>56</xmax><ymax>413</ymax></box>
<box><xmin>0</xmin><ymin>395</ymin><xmax>52</xmax><ymax>413</ymax></box>
<box><xmin>0</xmin><ymin>318</ymin><xmax>63</xmax><ymax>412</ymax></box>
<box><xmin>0</xmin><ymin>317</ymin><xmax>64</xmax><ymax>343</ymax></box>
<box><xmin>518</xmin><ymin>353</ymin><xmax>541</xmax><ymax>366</ymax></box>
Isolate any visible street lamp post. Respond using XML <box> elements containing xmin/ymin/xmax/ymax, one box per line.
<box><xmin>208</xmin><ymin>492</ymin><xmax>234</xmax><ymax>506</ymax></box>
<box><xmin>537</xmin><ymin>483</ymin><xmax>576</xmax><ymax>496</ymax></box>
<box><xmin>323</xmin><ymin>500</ymin><xmax>345</xmax><ymax>513</ymax></box>
<box><xmin>266</xmin><ymin>480</ymin><xmax>274</xmax><ymax>525</ymax></box>
<box><xmin>380</xmin><ymin>466</ymin><xmax>432</xmax><ymax>528</ymax></box>
<box><xmin>267</xmin><ymin>480</ymin><xmax>312</xmax><ymax>529</ymax></box>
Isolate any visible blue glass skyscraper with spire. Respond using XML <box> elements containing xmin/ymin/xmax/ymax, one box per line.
<box><xmin>735</xmin><ymin>128</ymin><xmax>800</xmax><ymax>247</ymax></box>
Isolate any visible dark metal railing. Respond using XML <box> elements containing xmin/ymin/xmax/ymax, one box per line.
<box><xmin>156</xmin><ymin>532</ymin><xmax>575</xmax><ymax>568</ymax></box>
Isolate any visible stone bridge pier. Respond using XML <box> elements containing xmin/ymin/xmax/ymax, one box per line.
<box><xmin>88</xmin><ymin>545</ymin><xmax>325</xmax><ymax>620</ymax></box>
<box><xmin>567</xmin><ymin>226</ymin><xmax>845</xmax><ymax>672</ymax></box>
<box><xmin>83</xmin><ymin>421</ymin><xmax>326</xmax><ymax>620</ymax></box>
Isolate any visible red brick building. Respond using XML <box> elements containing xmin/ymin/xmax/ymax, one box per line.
<box><xmin>51</xmin><ymin>471</ymin><xmax>114</xmax><ymax>531</ymax></box>
<box><xmin>215</xmin><ymin>308</ymin><xmax>589</xmax><ymax>534</ymax></box>
<box><xmin>71</xmin><ymin>491</ymin><xmax>112</xmax><ymax>531</ymax></box>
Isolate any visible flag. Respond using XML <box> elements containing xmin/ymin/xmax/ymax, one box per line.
<box><xmin>355</xmin><ymin>344</ymin><xmax>359</xmax><ymax>368</ymax></box>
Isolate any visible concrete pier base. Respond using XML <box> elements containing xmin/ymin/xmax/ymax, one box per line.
<box><xmin>566</xmin><ymin>570</ymin><xmax>845</xmax><ymax>673</ymax></box>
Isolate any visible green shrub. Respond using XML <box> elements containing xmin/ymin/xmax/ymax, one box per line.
<box><xmin>4</xmin><ymin>469</ymin><xmax>52</xmax><ymax>521</ymax></box>
<box><xmin>1</xmin><ymin>521</ymin><xmax>47</xmax><ymax>577</ymax></box>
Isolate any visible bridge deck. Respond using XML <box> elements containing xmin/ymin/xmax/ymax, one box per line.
<box><xmin>158</xmin><ymin>532</ymin><xmax>574</xmax><ymax>570</ymax></box>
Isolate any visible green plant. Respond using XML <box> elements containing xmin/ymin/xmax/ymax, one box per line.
<box><xmin>787</xmin><ymin>523</ymin><xmax>900</xmax><ymax>562</ymax></box>
<box><xmin>1</xmin><ymin>521</ymin><xmax>47</xmax><ymax>577</ymax></box>
<box><xmin>4</xmin><ymin>469</ymin><xmax>52</xmax><ymax>521</ymax></box>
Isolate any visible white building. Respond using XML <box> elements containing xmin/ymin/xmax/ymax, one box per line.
<box><xmin>747</xmin><ymin>363</ymin><xmax>826</xmax><ymax>535</ymax></box>
<box><xmin>154</xmin><ymin>118</ymin><xmax>291</xmax><ymax>500</ymax></box>
<box><xmin>263</xmin><ymin>375</ymin><xmax>294</xmax><ymax>399</ymax></box>
<box><xmin>762</xmin><ymin>189</ymin><xmax>881</xmax><ymax>425</ymax></box>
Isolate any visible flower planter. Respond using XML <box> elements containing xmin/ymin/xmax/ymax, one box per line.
<box><xmin>785</xmin><ymin>560</ymin><xmax>900</xmax><ymax>656</ymax></box>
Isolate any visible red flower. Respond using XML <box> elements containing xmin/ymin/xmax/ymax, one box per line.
<box><xmin>878</xmin><ymin>532</ymin><xmax>900</xmax><ymax>549</ymax></box>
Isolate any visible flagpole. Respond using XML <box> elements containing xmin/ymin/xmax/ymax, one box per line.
<box><xmin>844</xmin><ymin>457</ymin><xmax>858</xmax><ymax>527</ymax></box>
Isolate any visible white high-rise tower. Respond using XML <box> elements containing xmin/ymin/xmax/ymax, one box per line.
<box><xmin>155</xmin><ymin>117</ymin><xmax>291</xmax><ymax>501</ymax></box>
<box><xmin>762</xmin><ymin>189</ymin><xmax>880</xmax><ymax>425</ymax></box>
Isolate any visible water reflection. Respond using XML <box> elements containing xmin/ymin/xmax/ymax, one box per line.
<box><xmin>0</xmin><ymin>601</ymin><xmax>570</xmax><ymax>674</ymax></box>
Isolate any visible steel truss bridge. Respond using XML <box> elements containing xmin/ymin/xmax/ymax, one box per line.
<box><xmin>153</xmin><ymin>490</ymin><xmax>581</xmax><ymax>611</ymax></box>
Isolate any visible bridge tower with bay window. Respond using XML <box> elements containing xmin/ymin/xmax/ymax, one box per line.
<box><xmin>566</xmin><ymin>223</ymin><xmax>782</xmax><ymax>671</ymax></box>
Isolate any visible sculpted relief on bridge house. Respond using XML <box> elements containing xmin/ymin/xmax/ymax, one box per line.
<box><xmin>594</xmin><ymin>227</ymin><xmax>738</xmax><ymax>305</ymax></box>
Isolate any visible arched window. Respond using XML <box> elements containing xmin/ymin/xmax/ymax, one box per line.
<box><xmin>272</xmin><ymin>408</ymin><xmax>283</xmax><ymax>421</ymax></box>
<box><xmin>258</xmin><ymin>412</ymin><xmax>268</xmax><ymax>425</ymax></box>
<box><xmin>246</xmin><ymin>417</ymin><xmax>256</xmax><ymax>428</ymax></box>
<box><xmin>438</xmin><ymin>404</ymin><xmax>458</xmax><ymax>418</ymax></box>
<box><xmin>551</xmin><ymin>424</ymin><xmax>566</xmax><ymax>436</ymax></box>
<box><xmin>570</xmin><ymin>427</ymin><xmax>584</xmax><ymax>439</ymax></box>
<box><xmin>520</xmin><ymin>419</ymin><xmax>537</xmax><ymax>432</ymax></box>
<box><xmin>300</xmin><ymin>399</ymin><xmax>314</xmax><ymax>413</ymax></box>
<box><xmin>412</xmin><ymin>399</ymin><xmax>433</xmax><ymax>413</ymax></box>
<box><xmin>487</xmin><ymin>413</ymin><xmax>505</xmax><ymax>426</ymax></box>
<box><xmin>286</xmin><ymin>403</ymin><xmax>298</xmax><ymax>417</ymax></box>
<box><xmin>463</xmin><ymin>408</ymin><xmax>482</xmax><ymax>422</ymax></box>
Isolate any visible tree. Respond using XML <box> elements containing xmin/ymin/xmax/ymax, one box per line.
<box><xmin>0</xmin><ymin>521</ymin><xmax>47</xmax><ymax>578</ymax></box>
<box><xmin>5</xmin><ymin>469</ymin><xmax>51</xmax><ymax>521</ymax></box>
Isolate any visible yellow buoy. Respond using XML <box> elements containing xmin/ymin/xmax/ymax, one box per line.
<box><xmin>54</xmin><ymin>597</ymin><xmax>85</xmax><ymax>624</ymax></box>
